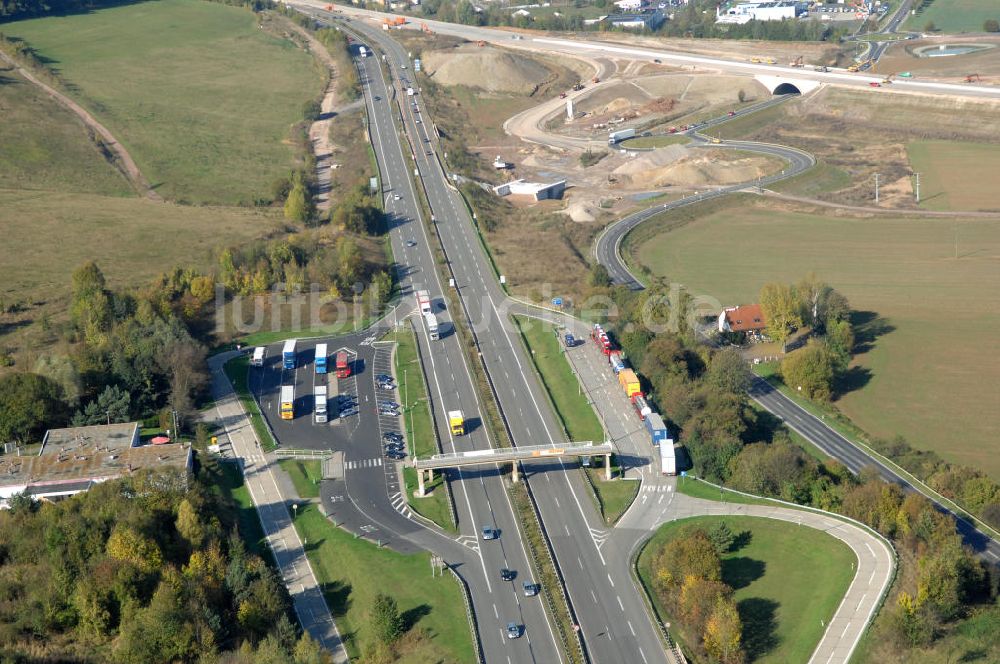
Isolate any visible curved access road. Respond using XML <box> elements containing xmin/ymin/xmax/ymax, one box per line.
<box><xmin>621</xmin><ymin>487</ymin><xmax>895</xmax><ymax>664</ymax></box>
<box><xmin>593</xmin><ymin>124</ymin><xmax>816</xmax><ymax>289</ymax></box>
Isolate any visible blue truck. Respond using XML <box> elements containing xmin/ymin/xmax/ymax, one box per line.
<box><xmin>282</xmin><ymin>339</ymin><xmax>297</xmax><ymax>370</ymax></box>
<box><xmin>644</xmin><ymin>412</ymin><xmax>670</xmax><ymax>446</ymax></box>
<box><xmin>314</xmin><ymin>343</ymin><xmax>328</xmax><ymax>374</ymax></box>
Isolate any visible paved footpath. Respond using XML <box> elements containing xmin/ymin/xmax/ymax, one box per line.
<box><xmin>209</xmin><ymin>352</ymin><xmax>349</xmax><ymax>663</ymax></box>
<box><xmin>618</xmin><ymin>485</ymin><xmax>895</xmax><ymax>664</ymax></box>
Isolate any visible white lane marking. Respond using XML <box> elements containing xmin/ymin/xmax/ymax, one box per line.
<box><xmin>607</xmin><ymin>573</ymin><xmax>615</xmax><ymax>588</ymax></box>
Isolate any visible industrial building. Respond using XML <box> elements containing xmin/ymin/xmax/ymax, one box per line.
<box><xmin>716</xmin><ymin>0</ymin><xmax>807</xmax><ymax>23</ymax></box>
<box><xmin>607</xmin><ymin>11</ymin><xmax>666</xmax><ymax>29</ymax></box>
<box><xmin>0</xmin><ymin>423</ymin><xmax>192</xmax><ymax>507</ymax></box>
<box><xmin>493</xmin><ymin>179</ymin><xmax>567</xmax><ymax>200</ymax></box>
<box><xmin>613</xmin><ymin>0</ymin><xmax>646</xmax><ymax>11</ymax></box>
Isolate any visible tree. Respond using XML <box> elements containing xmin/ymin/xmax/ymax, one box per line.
<box><xmin>73</xmin><ymin>384</ymin><xmax>132</xmax><ymax>427</ymax></box>
<box><xmin>985</xmin><ymin>19</ymin><xmax>1000</xmax><ymax>33</ymax></box>
<box><xmin>175</xmin><ymin>499</ymin><xmax>206</xmax><ymax>549</ymax></box>
<box><xmin>369</xmin><ymin>593</ymin><xmax>404</xmax><ymax>644</ymax></box>
<box><xmin>704</xmin><ymin>597</ymin><xmax>745</xmax><ymax>664</ymax></box>
<box><xmin>780</xmin><ymin>339</ymin><xmax>835</xmax><ymax>401</ymax></box>
<box><xmin>284</xmin><ymin>181</ymin><xmax>312</xmax><ymax>224</ymax></box>
<box><xmin>759</xmin><ymin>282</ymin><xmax>802</xmax><ymax>350</ymax></box>
<box><xmin>336</xmin><ymin>237</ymin><xmax>363</xmax><ymax>287</ymax></box>
<box><xmin>654</xmin><ymin>528</ymin><xmax>721</xmax><ymax>588</ymax></box>
<box><xmin>707</xmin><ymin>348</ymin><xmax>751</xmax><ymax>397</ymax></box>
<box><xmin>0</xmin><ymin>372</ymin><xmax>67</xmax><ymax>443</ymax></box>
<box><xmin>825</xmin><ymin>319</ymin><xmax>854</xmax><ymax>371</ymax></box>
<box><xmin>709</xmin><ymin>522</ymin><xmax>736</xmax><ymax>555</ymax></box>
<box><xmin>924</xmin><ymin>21</ymin><xmax>936</xmax><ymax>32</ymax></box>
<box><xmin>589</xmin><ymin>263</ymin><xmax>612</xmax><ymax>288</ymax></box>
<box><xmin>106</xmin><ymin>527</ymin><xmax>163</xmax><ymax>574</ymax></box>
<box><xmin>34</xmin><ymin>354</ymin><xmax>82</xmax><ymax>406</ymax></box>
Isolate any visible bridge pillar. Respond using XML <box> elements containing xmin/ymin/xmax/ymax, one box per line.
<box><xmin>605</xmin><ymin>454</ymin><xmax>612</xmax><ymax>481</ymax></box>
<box><xmin>511</xmin><ymin>461</ymin><xmax>520</xmax><ymax>483</ymax></box>
<box><xmin>417</xmin><ymin>469</ymin><xmax>426</xmax><ymax>497</ymax></box>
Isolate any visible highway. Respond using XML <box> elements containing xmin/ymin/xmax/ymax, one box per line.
<box><xmin>307</xmin><ymin>2</ymin><xmax>1000</xmax><ymax>101</ymax></box>
<box><xmin>325</xmin><ymin>14</ymin><xmax>678</xmax><ymax>664</ymax></box>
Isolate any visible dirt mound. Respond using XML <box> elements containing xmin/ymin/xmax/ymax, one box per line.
<box><xmin>421</xmin><ymin>45</ymin><xmax>552</xmax><ymax>94</ymax></box>
<box><xmin>615</xmin><ymin>147</ymin><xmax>779</xmax><ymax>187</ymax></box>
<box><xmin>561</xmin><ymin>200</ymin><xmax>598</xmax><ymax>222</ymax></box>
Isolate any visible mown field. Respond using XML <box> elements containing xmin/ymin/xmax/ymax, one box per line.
<box><xmin>0</xmin><ymin>64</ymin><xmax>131</xmax><ymax>196</ymax></box>
<box><xmin>638</xmin><ymin>515</ymin><xmax>856</xmax><ymax>664</ymax></box>
<box><xmin>907</xmin><ymin>140</ymin><xmax>1000</xmax><ymax>211</ymax></box>
<box><xmin>0</xmin><ymin>189</ymin><xmax>279</xmax><ymax>302</ymax></box>
<box><xmin>631</xmin><ymin>202</ymin><xmax>1000</xmax><ymax>479</ymax></box>
<box><xmin>905</xmin><ymin>0</ymin><xmax>999</xmax><ymax>32</ymax></box>
<box><xmin>6</xmin><ymin>0</ymin><xmax>322</xmax><ymax>204</ymax></box>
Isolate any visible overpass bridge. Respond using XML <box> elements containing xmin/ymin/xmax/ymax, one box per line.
<box><xmin>411</xmin><ymin>441</ymin><xmax>615</xmax><ymax>495</ymax></box>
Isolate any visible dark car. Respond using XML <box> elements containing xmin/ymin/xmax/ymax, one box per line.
<box><xmin>564</xmin><ymin>333</ymin><xmax>575</xmax><ymax>347</ymax></box>
<box><xmin>500</xmin><ymin>568</ymin><xmax>516</xmax><ymax>582</ymax></box>
<box><xmin>382</xmin><ymin>432</ymin><xmax>404</xmax><ymax>444</ymax></box>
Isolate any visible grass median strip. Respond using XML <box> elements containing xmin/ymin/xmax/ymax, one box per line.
<box><xmin>389</xmin><ymin>327</ymin><xmax>457</xmax><ymax>533</ymax></box>
<box><xmin>512</xmin><ymin>315</ymin><xmax>638</xmax><ymax>524</ymax></box>
<box><xmin>278</xmin><ymin>459</ymin><xmax>322</xmax><ymax>500</ymax></box>
<box><xmin>223</xmin><ymin>355</ymin><xmax>277</xmax><ymax>452</ymax></box>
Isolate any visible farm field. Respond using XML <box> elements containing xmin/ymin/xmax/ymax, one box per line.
<box><xmin>5</xmin><ymin>0</ymin><xmax>321</xmax><ymax>204</ymax></box>
<box><xmin>0</xmin><ymin>64</ymin><xmax>131</xmax><ymax>196</ymax></box>
<box><xmin>905</xmin><ymin>0</ymin><xmax>999</xmax><ymax>33</ymax></box>
<box><xmin>0</xmin><ymin>189</ymin><xmax>279</xmax><ymax>307</ymax></box>
<box><xmin>631</xmin><ymin>202</ymin><xmax>1000</xmax><ymax>479</ymax></box>
<box><xmin>907</xmin><ymin>140</ymin><xmax>1000</xmax><ymax>211</ymax></box>
<box><xmin>638</xmin><ymin>515</ymin><xmax>856</xmax><ymax>664</ymax></box>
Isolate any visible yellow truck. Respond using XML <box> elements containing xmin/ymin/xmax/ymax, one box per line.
<box><xmin>280</xmin><ymin>385</ymin><xmax>295</xmax><ymax>420</ymax></box>
<box><xmin>618</xmin><ymin>369</ymin><xmax>642</xmax><ymax>398</ymax></box>
<box><xmin>449</xmin><ymin>410</ymin><xmax>465</xmax><ymax>436</ymax></box>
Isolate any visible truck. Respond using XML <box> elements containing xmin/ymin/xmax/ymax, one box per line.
<box><xmin>250</xmin><ymin>346</ymin><xmax>265</xmax><ymax>367</ymax></box>
<box><xmin>659</xmin><ymin>440</ymin><xmax>676</xmax><ymax>476</ymax></box>
<box><xmin>314</xmin><ymin>343</ymin><xmax>328</xmax><ymax>374</ymax></box>
<box><xmin>280</xmin><ymin>385</ymin><xmax>295</xmax><ymax>420</ymax></box>
<box><xmin>644</xmin><ymin>412</ymin><xmax>670</xmax><ymax>446</ymax></box>
<box><xmin>335</xmin><ymin>351</ymin><xmax>351</xmax><ymax>379</ymax></box>
<box><xmin>424</xmin><ymin>312</ymin><xmax>439</xmax><ymax>341</ymax></box>
<box><xmin>314</xmin><ymin>385</ymin><xmax>328</xmax><ymax>423</ymax></box>
<box><xmin>282</xmin><ymin>339</ymin><xmax>297</xmax><ymax>370</ymax></box>
<box><xmin>416</xmin><ymin>289</ymin><xmax>432</xmax><ymax>315</ymax></box>
<box><xmin>618</xmin><ymin>368</ymin><xmax>641</xmax><ymax>398</ymax></box>
<box><xmin>608</xmin><ymin>351</ymin><xmax>625</xmax><ymax>374</ymax></box>
<box><xmin>590</xmin><ymin>324</ymin><xmax>612</xmax><ymax>355</ymax></box>
<box><xmin>631</xmin><ymin>393</ymin><xmax>652</xmax><ymax>420</ymax></box>
<box><xmin>608</xmin><ymin>128</ymin><xmax>635</xmax><ymax>145</ymax></box>
<box><xmin>449</xmin><ymin>410</ymin><xmax>465</xmax><ymax>436</ymax></box>
<box><xmin>359</xmin><ymin>45</ymin><xmax>368</xmax><ymax>58</ymax></box>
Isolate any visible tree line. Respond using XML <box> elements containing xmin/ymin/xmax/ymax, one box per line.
<box><xmin>595</xmin><ymin>276</ymin><xmax>997</xmax><ymax>658</ymax></box>
<box><xmin>0</xmin><ymin>464</ymin><xmax>331</xmax><ymax>663</ymax></box>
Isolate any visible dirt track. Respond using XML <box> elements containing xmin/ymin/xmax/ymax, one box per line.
<box><xmin>0</xmin><ymin>51</ymin><xmax>160</xmax><ymax>200</ymax></box>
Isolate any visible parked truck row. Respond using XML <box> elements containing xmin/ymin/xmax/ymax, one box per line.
<box><xmin>591</xmin><ymin>324</ymin><xmax>676</xmax><ymax>475</ymax></box>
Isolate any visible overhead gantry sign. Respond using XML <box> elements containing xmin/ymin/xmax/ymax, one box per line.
<box><xmin>411</xmin><ymin>441</ymin><xmax>615</xmax><ymax>496</ymax></box>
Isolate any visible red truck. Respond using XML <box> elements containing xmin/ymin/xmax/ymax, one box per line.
<box><xmin>335</xmin><ymin>351</ymin><xmax>351</xmax><ymax>378</ymax></box>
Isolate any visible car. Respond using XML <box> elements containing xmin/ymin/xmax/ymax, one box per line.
<box><xmin>426</xmin><ymin>150</ymin><xmax>433</xmax><ymax>155</ymax></box>
<box><xmin>869</xmin><ymin>81</ymin><xmax>881</xmax><ymax>87</ymax></box>
<box><xmin>382</xmin><ymin>432</ymin><xmax>404</xmax><ymax>443</ymax></box>
<box><xmin>728</xmin><ymin>110</ymin><xmax>736</xmax><ymax>116</ymax></box>
<box><xmin>500</xmin><ymin>568</ymin><xmax>516</xmax><ymax>581</ymax></box>
<box><xmin>379</xmin><ymin>408</ymin><xmax>401</xmax><ymax>417</ymax></box>
<box><xmin>415</xmin><ymin>118</ymin><xmax>421</xmax><ymax>124</ymax></box>
<box><xmin>481</xmin><ymin>526</ymin><xmax>497</xmax><ymax>540</ymax></box>
<box><xmin>523</xmin><ymin>582</ymin><xmax>539</xmax><ymax>597</ymax></box>
<box><xmin>581</xmin><ymin>456</ymin><xmax>592</xmax><ymax>468</ymax></box>
<box><xmin>379</xmin><ymin>401</ymin><xmax>400</xmax><ymax>410</ymax></box>
<box><xmin>377</xmin><ymin>380</ymin><xmax>396</xmax><ymax>390</ymax></box>
<box><xmin>339</xmin><ymin>407</ymin><xmax>358</xmax><ymax>419</ymax></box>
<box><xmin>564</xmin><ymin>333</ymin><xmax>575</xmax><ymax>347</ymax></box>
<box><xmin>393</xmin><ymin>194</ymin><xmax>402</xmax><ymax>201</ymax></box>
<box><xmin>376</xmin><ymin>374</ymin><xmax>393</xmax><ymax>383</ymax></box>
<box><xmin>406</xmin><ymin>240</ymin><xmax>417</xmax><ymax>247</ymax></box>
<box><xmin>384</xmin><ymin>450</ymin><xmax>405</xmax><ymax>460</ymax></box>
<box><xmin>653</xmin><ymin>58</ymin><xmax>662</xmax><ymax>63</ymax></box>
<box><xmin>506</xmin><ymin>623</ymin><xmax>521</xmax><ymax>639</ymax></box>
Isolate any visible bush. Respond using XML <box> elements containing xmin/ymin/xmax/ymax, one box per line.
<box><xmin>984</xmin><ymin>19</ymin><xmax>999</xmax><ymax>33</ymax></box>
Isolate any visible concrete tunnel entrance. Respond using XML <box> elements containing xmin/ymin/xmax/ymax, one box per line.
<box><xmin>773</xmin><ymin>82</ymin><xmax>802</xmax><ymax>95</ymax></box>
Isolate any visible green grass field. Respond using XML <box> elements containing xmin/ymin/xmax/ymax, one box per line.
<box><xmin>392</xmin><ymin>328</ymin><xmax>456</xmax><ymax>532</ymax></box>
<box><xmin>6</xmin><ymin>0</ymin><xmax>322</xmax><ymax>204</ymax></box>
<box><xmin>292</xmin><ymin>503</ymin><xmax>474</xmax><ymax>662</ymax></box>
<box><xmin>907</xmin><ymin>140</ymin><xmax>1000</xmax><ymax>211</ymax></box>
<box><xmin>905</xmin><ymin>0</ymin><xmax>999</xmax><ymax>32</ymax></box>
<box><xmin>279</xmin><ymin>459</ymin><xmax>322</xmax><ymax>499</ymax></box>
<box><xmin>0</xmin><ymin>65</ymin><xmax>131</xmax><ymax>196</ymax></box>
<box><xmin>513</xmin><ymin>316</ymin><xmax>640</xmax><ymax>522</ymax></box>
<box><xmin>631</xmin><ymin>204</ymin><xmax>1000</xmax><ymax>479</ymax></box>
<box><xmin>638</xmin><ymin>516</ymin><xmax>856</xmax><ymax>663</ymax></box>
<box><xmin>0</xmin><ymin>189</ymin><xmax>279</xmax><ymax>305</ymax></box>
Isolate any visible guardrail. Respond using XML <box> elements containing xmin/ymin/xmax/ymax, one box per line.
<box><xmin>273</xmin><ymin>448</ymin><xmax>332</xmax><ymax>458</ymax></box>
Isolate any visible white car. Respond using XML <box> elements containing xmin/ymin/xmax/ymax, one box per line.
<box><xmin>393</xmin><ymin>194</ymin><xmax>401</xmax><ymax>201</ymax></box>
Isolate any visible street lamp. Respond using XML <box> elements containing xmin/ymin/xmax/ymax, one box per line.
<box><xmin>292</xmin><ymin>503</ymin><xmax>298</xmax><ymax>521</ymax></box>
